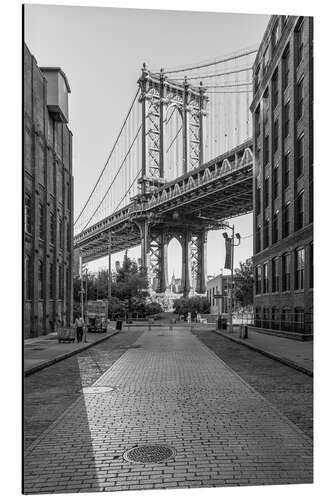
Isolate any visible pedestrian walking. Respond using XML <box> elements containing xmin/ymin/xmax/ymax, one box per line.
<box><xmin>75</xmin><ymin>316</ymin><xmax>84</xmax><ymax>343</ymax></box>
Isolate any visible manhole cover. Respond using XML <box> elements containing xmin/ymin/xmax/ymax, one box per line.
<box><xmin>123</xmin><ymin>445</ymin><xmax>175</xmax><ymax>464</ymax></box>
<box><xmin>81</xmin><ymin>386</ymin><xmax>116</xmax><ymax>394</ymax></box>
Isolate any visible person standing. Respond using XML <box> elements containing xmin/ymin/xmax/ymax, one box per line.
<box><xmin>75</xmin><ymin>316</ymin><xmax>84</xmax><ymax>343</ymax></box>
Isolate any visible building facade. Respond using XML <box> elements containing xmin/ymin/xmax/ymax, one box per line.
<box><xmin>251</xmin><ymin>16</ymin><xmax>313</xmax><ymax>336</ymax></box>
<box><xmin>24</xmin><ymin>44</ymin><xmax>74</xmax><ymax>338</ymax></box>
<box><xmin>207</xmin><ymin>274</ymin><xmax>235</xmax><ymax>315</ymax></box>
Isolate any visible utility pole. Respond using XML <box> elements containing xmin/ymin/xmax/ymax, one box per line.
<box><xmin>222</xmin><ymin>224</ymin><xmax>241</xmax><ymax>333</ymax></box>
<box><xmin>79</xmin><ymin>251</ymin><xmax>84</xmax><ymax>319</ymax></box>
<box><xmin>108</xmin><ymin>231</ymin><xmax>112</xmax><ymax>319</ymax></box>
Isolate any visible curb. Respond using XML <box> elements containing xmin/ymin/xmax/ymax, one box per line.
<box><xmin>214</xmin><ymin>329</ymin><xmax>313</xmax><ymax>377</ymax></box>
<box><xmin>24</xmin><ymin>330</ymin><xmax>121</xmax><ymax>377</ymax></box>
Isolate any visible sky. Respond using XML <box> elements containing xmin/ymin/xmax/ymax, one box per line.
<box><xmin>24</xmin><ymin>4</ymin><xmax>269</xmax><ymax>279</ymax></box>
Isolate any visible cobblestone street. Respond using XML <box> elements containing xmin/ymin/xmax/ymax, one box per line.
<box><xmin>24</xmin><ymin>326</ymin><xmax>313</xmax><ymax>494</ymax></box>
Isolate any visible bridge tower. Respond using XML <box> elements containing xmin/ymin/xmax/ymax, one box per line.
<box><xmin>135</xmin><ymin>64</ymin><xmax>208</xmax><ymax>295</ymax></box>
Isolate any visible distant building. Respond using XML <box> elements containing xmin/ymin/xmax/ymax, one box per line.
<box><xmin>169</xmin><ymin>272</ymin><xmax>182</xmax><ymax>294</ymax></box>
<box><xmin>207</xmin><ymin>274</ymin><xmax>240</xmax><ymax>315</ymax></box>
<box><xmin>251</xmin><ymin>16</ymin><xmax>313</xmax><ymax>336</ymax></box>
<box><xmin>24</xmin><ymin>44</ymin><xmax>74</xmax><ymax>338</ymax></box>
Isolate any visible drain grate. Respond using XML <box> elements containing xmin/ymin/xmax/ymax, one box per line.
<box><xmin>81</xmin><ymin>386</ymin><xmax>117</xmax><ymax>394</ymax></box>
<box><xmin>123</xmin><ymin>444</ymin><xmax>175</xmax><ymax>464</ymax></box>
<box><xmin>120</xmin><ymin>345</ymin><xmax>142</xmax><ymax>349</ymax></box>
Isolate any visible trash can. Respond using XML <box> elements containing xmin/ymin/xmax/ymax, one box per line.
<box><xmin>221</xmin><ymin>317</ymin><xmax>227</xmax><ymax>330</ymax></box>
<box><xmin>239</xmin><ymin>325</ymin><xmax>248</xmax><ymax>339</ymax></box>
<box><xmin>217</xmin><ymin>316</ymin><xmax>223</xmax><ymax>330</ymax></box>
<box><xmin>116</xmin><ymin>320</ymin><xmax>123</xmax><ymax>331</ymax></box>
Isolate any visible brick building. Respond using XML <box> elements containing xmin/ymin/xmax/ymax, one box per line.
<box><xmin>250</xmin><ymin>16</ymin><xmax>313</xmax><ymax>337</ymax></box>
<box><xmin>207</xmin><ymin>274</ymin><xmax>242</xmax><ymax>315</ymax></box>
<box><xmin>24</xmin><ymin>44</ymin><xmax>74</xmax><ymax>338</ymax></box>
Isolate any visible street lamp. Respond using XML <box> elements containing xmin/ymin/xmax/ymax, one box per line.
<box><xmin>222</xmin><ymin>224</ymin><xmax>241</xmax><ymax>333</ymax></box>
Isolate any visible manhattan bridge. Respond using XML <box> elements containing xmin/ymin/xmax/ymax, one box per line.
<box><xmin>74</xmin><ymin>47</ymin><xmax>256</xmax><ymax>296</ymax></box>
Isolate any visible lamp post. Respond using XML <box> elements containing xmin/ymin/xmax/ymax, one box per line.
<box><xmin>222</xmin><ymin>224</ymin><xmax>241</xmax><ymax>333</ymax></box>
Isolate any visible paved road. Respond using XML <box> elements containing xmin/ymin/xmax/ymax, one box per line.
<box><xmin>194</xmin><ymin>329</ymin><xmax>313</xmax><ymax>439</ymax></box>
<box><xmin>24</xmin><ymin>326</ymin><xmax>312</xmax><ymax>494</ymax></box>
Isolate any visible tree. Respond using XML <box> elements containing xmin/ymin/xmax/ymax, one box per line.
<box><xmin>173</xmin><ymin>296</ymin><xmax>210</xmax><ymax>319</ymax></box>
<box><xmin>112</xmin><ymin>253</ymin><xmax>149</xmax><ymax>319</ymax></box>
<box><xmin>233</xmin><ymin>258</ymin><xmax>254</xmax><ymax>307</ymax></box>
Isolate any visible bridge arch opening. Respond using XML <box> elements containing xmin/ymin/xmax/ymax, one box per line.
<box><xmin>164</xmin><ymin>104</ymin><xmax>183</xmax><ymax>181</ymax></box>
<box><xmin>167</xmin><ymin>236</ymin><xmax>182</xmax><ymax>293</ymax></box>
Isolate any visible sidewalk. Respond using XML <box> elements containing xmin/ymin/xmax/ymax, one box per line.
<box><xmin>215</xmin><ymin>327</ymin><xmax>313</xmax><ymax>376</ymax></box>
<box><xmin>24</xmin><ymin>326</ymin><xmax>312</xmax><ymax>494</ymax></box>
<box><xmin>24</xmin><ymin>328</ymin><xmax>119</xmax><ymax>376</ymax></box>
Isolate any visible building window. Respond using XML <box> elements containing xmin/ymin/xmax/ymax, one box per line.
<box><xmin>282</xmin><ymin>253</ymin><xmax>291</xmax><ymax>291</ymax></box>
<box><xmin>255</xmin><ymin>105</ymin><xmax>261</xmax><ymax>137</ymax></box>
<box><xmin>283</xmin><ymin>101</ymin><xmax>290</xmax><ymax>138</ymax></box>
<box><xmin>271</xmin><ymin>307</ymin><xmax>279</xmax><ymax>330</ymax></box>
<box><xmin>262</xmin><ymin>307</ymin><xmax>269</xmax><ymax>328</ymax></box>
<box><xmin>263</xmin><ymin>134</ymin><xmax>269</xmax><ymax>166</ymax></box>
<box><xmin>294</xmin><ymin>307</ymin><xmax>305</xmax><ymax>332</ymax></box>
<box><xmin>272</xmin><ymin>256</ymin><xmax>279</xmax><ymax>292</ymax></box>
<box><xmin>283</xmin><ymin>152</ymin><xmax>290</xmax><ymax>188</ymax></box>
<box><xmin>282</xmin><ymin>45</ymin><xmax>290</xmax><ymax>90</ymax></box>
<box><xmin>272</xmin><ymin>69</ymin><xmax>279</xmax><ymax>109</ymax></box>
<box><xmin>263</xmin><ymin>88</ymin><xmax>269</xmax><ymax>125</ymax></box>
<box><xmin>297</xmin><ymin>135</ymin><xmax>304</xmax><ymax>178</ymax></box>
<box><xmin>256</xmin><ymin>225</ymin><xmax>261</xmax><ymax>253</ymax></box>
<box><xmin>273</xmin><ymin>118</ymin><xmax>279</xmax><ymax>153</ymax></box>
<box><xmin>256</xmin><ymin>185</ymin><xmax>261</xmax><ymax>214</ymax></box>
<box><xmin>272</xmin><ymin>211</ymin><xmax>279</xmax><ymax>243</ymax></box>
<box><xmin>297</xmin><ymin>78</ymin><xmax>304</xmax><ymax>120</ymax></box>
<box><xmin>50</xmin><ymin>212</ymin><xmax>55</xmax><ymax>245</ymax></box>
<box><xmin>263</xmin><ymin>262</ymin><xmax>269</xmax><ymax>293</ymax></box>
<box><xmin>255</xmin><ymin>266</ymin><xmax>262</xmax><ymax>294</ymax></box>
<box><xmin>38</xmin><ymin>260</ymin><xmax>44</xmax><ymax>299</ymax></box>
<box><xmin>295</xmin><ymin>247</ymin><xmax>305</xmax><ymax>290</ymax></box>
<box><xmin>58</xmin><ymin>265</ymin><xmax>64</xmax><ymax>299</ymax></box>
<box><xmin>296</xmin><ymin>190</ymin><xmax>304</xmax><ymax>230</ymax></box>
<box><xmin>296</xmin><ymin>18</ymin><xmax>304</xmax><ymax>67</ymax></box>
<box><xmin>67</xmin><ymin>221</ymin><xmax>71</xmax><ymax>251</ymax></box>
<box><xmin>25</xmin><ymin>255</ymin><xmax>32</xmax><ymax>300</ymax></box>
<box><xmin>263</xmin><ymin>46</ymin><xmax>270</xmax><ymax>71</ymax></box>
<box><xmin>281</xmin><ymin>307</ymin><xmax>291</xmax><ymax>331</ymax></box>
<box><xmin>263</xmin><ymin>218</ymin><xmax>269</xmax><ymax>249</ymax></box>
<box><xmin>25</xmin><ymin>193</ymin><xmax>32</xmax><ymax>234</ymax></box>
<box><xmin>59</xmin><ymin>217</ymin><xmax>64</xmax><ymax>249</ymax></box>
<box><xmin>255</xmin><ymin>307</ymin><xmax>261</xmax><ymax>327</ymax></box>
<box><xmin>272</xmin><ymin>21</ymin><xmax>280</xmax><ymax>49</ymax></box>
<box><xmin>38</xmin><ymin>202</ymin><xmax>44</xmax><ymax>240</ymax></box>
<box><xmin>67</xmin><ymin>182</ymin><xmax>71</xmax><ymax>211</ymax></box>
<box><xmin>283</xmin><ymin>202</ymin><xmax>291</xmax><ymax>238</ymax></box>
<box><xmin>49</xmin><ymin>263</ymin><xmax>54</xmax><ymax>299</ymax></box>
<box><xmin>273</xmin><ymin>165</ymin><xmax>279</xmax><ymax>200</ymax></box>
<box><xmin>254</xmin><ymin>66</ymin><xmax>261</xmax><ymax>93</ymax></box>
<box><xmin>309</xmin><ymin>242</ymin><xmax>313</xmax><ymax>288</ymax></box>
<box><xmin>264</xmin><ymin>176</ymin><xmax>269</xmax><ymax>208</ymax></box>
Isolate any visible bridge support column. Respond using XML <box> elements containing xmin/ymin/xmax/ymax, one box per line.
<box><xmin>149</xmin><ymin>227</ymin><xmax>168</xmax><ymax>293</ymax></box>
<box><xmin>137</xmin><ymin>218</ymin><xmax>150</xmax><ymax>277</ymax></box>
<box><xmin>181</xmin><ymin>228</ymin><xmax>191</xmax><ymax>297</ymax></box>
<box><xmin>195</xmin><ymin>230</ymin><xmax>207</xmax><ymax>294</ymax></box>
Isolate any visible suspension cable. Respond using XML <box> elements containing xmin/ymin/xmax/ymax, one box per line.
<box><xmin>170</xmin><ymin>66</ymin><xmax>253</xmax><ymax>81</ymax></box>
<box><xmin>163</xmin><ymin>48</ymin><xmax>257</xmax><ymax>74</ymax></box>
<box><xmin>74</xmin><ymin>88</ymin><xmax>140</xmax><ymax>227</ymax></box>
<box><xmin>113</xmin><ymin>169</ymin><xmax>142</xmax><ymax>213</ymax></box>
<box><xmin>204</xmin><ymin>81</ymin><xmax>252</xmax><ymax>89</ymax></box>
<box><xmin>82</xmin><ymin>125</ymin><xmax>142</xmax><ymax>231</ymax></box>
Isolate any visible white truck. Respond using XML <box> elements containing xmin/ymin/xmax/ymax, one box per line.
<box><xmin>86</xmin><ymin>300</ymin><xmax>108</xmax><ymax>333</ymax></box>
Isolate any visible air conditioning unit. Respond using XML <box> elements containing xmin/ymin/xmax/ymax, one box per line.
<box><xmin>40</xmin><ymin>67</ymin><xmax>71</xmax><ymax>123</ymax></box>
